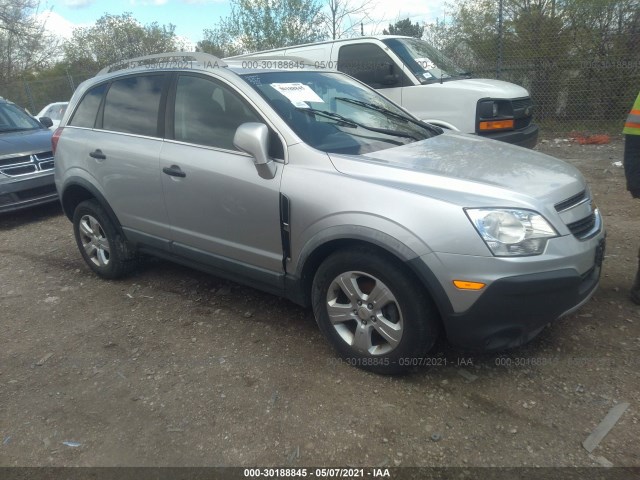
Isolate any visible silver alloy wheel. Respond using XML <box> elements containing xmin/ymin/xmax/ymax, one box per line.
<box><xmin>326</xmin><ymin>270</ymin><xmax>403</xmax><ymax>355</ymax></box>
<box><xmin>78</xmin><ymin>214</ymin><xmax>111</xmax><ymax>267</ymax></box>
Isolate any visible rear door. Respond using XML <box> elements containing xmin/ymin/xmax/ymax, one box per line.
<box><xmin>63</xmin><ymin>74</ymin><xmax>172</xmax><ymax>246</ymax></box>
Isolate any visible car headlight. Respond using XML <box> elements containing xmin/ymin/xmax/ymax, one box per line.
<box><xmin>465</xmin><ymin>208</ymin><xmax>558</xmax><ymax>256</ymax></box>
<box><xmin>478</xmin><ymin>100</ymin><xmax>499</xmax><ymax>118</ymax></box>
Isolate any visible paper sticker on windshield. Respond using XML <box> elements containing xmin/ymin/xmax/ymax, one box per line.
<box><xmin>414</xmin><ymin>57</ymin><xmax>436</xmax><ymax>70</ymax></box>
<box><xmin>271</xmin><ymin>83</ymin><xmax>323</xmax><ymax>104</ymax></box>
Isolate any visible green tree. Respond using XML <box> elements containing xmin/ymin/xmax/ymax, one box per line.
<box><xmin>200</xmin><ymin>0</ymin><xmax>324</xmax><ymax>56</ymax></box>
<box><xmin>62</xmin><ymin>13</ymin><xmax>185</xmax><ymax>71</ymax></box>
<box><xmin>382</xmin><ymin>18</ymin><xmax>425</xmax><ymax>38</ymax></box>
<box><xmin>423</xmin><ymin>0</ymin><xmax>640</xmax><ymax>126</ymax></box>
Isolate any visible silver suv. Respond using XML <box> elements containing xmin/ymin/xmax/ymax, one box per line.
<box><xmin>54</xmin><ymin>53</ymin><xmax>605</xmax><ymax>374</ymax></box>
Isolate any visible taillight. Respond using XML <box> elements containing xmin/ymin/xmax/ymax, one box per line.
<box><xmin>51</xmin><ymin>127</ymin><xmax>63</xmax><ymax>155</ymax></box>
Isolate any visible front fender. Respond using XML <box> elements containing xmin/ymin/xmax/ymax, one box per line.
<box><xmin>293</xmin><ymin>223</ymin><xmax>422</xmax><ymax>278</ymax></box>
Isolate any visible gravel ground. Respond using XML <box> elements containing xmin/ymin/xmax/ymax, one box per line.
<box><xmin>0</xmin><ymin>137</ymin><xmax>638</xmax><ymax>469</ymax></box>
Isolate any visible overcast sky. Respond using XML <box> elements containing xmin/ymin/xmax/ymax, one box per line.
<box><xmin>40</xmin><ymin>0</ymin><xmax>448</xmax><ymax>46</ymax></box>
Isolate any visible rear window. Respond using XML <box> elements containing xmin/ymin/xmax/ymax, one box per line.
<box><xmin>102</xmin><ymin>75</ymin><xmax>165</xmax><ymax>137</ymax></box>
<box><xmin>69</xmin><ymin>84</ymin><xmax>107</xmax><ymax>128</ymax></box>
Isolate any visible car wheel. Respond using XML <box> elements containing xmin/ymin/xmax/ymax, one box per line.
<box><xmin>312</xmin><ymin>248</ymin><xmax>439</xmax><ymax>374</ymax></box>
<box><xmin>73</xmin><ymin>199</ymin><xmax>137</xmax><ymax>279</ymax></box>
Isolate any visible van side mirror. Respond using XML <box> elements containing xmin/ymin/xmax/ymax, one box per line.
<box><xmin>233</xmin><ymin>122</ymin><xmax>277</xmax><ymax>180</ymax></box>
<box><xmin>39</xmin><ymin>116</ymin><xmax>53</xmax><ymax>128</ymax></box>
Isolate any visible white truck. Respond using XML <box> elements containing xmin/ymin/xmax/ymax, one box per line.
<box><xmin>229</xmin><ymin>36</ymin><xmax>538</xmax><ymax>148</ymax></box>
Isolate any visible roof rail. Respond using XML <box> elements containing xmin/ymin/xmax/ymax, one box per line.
<box><xmin>97</xmin><ymin>51</ymin><xmax>227</xmax><ymax>76</ymax></box>
<box><xmin>225</xmin><ymin>54</ymin><xmax>311</xmax><ymax>63</ymax></box>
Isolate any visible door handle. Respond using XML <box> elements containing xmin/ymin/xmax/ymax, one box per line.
<box><xmin>89</xmin><ymin>149</ymin><xmax>106</xmax><ymax>160</ymax></box>
<box><xmin>162</xmin><ymin>165</ymin><xmax>186</xmax><ymax>178</ymax></box>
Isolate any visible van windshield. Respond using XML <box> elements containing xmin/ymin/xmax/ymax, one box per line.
<box><xmin>382</xmin><ymin>38</ymin><xmax>469</xmax><ymax>84</ymax></box>
<box><xmin>241</xmin><ymin>71</ymin><xmax>440</xmax><ymax>155</ymax></box>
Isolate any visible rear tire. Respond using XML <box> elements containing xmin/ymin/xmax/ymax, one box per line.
<box><xmin>72</xmin><ymin>199</ymin><xmax>137</xmax><ymax>279</ymax></box>
<box><xmin>312</xmin><ymin>247</ymin><xmax>439</xmax><ymax>374</ymax></box>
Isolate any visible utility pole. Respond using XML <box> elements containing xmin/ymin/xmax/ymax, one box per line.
<box><xmin>497</xmin><ymin>0</ymin><xmax>503</xmax><ymax>79</ymax></box>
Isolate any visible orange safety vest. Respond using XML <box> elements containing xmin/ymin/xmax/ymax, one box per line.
<box><xmin>624</xmin><ymin>92</ymin><xmax>640</xmax><ymax>135</ymax></box>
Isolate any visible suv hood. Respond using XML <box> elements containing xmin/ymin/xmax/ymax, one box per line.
<box><xmin>0</xmin><ymin>128</ymin><xmax>53</xmax><ymax>156</ymax></box>
<box><xmin>328</xmin><ymin>131</ymin><xmax>584</xmax><ymax>205</ymax></box>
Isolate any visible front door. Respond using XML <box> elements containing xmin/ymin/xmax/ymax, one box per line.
<box><xmin>160</xmin><ymin>73</ymin><xmax>284</xmax><ymax>278</ymax></box>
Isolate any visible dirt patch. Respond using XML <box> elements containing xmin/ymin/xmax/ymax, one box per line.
<box><xmin>0</xmin><ymin>138</ymin><xmax>638</xmax><ymax>468</ymax></box>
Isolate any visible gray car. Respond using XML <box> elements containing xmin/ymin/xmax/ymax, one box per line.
<box><xmin>0</xmin><ymin>98</ymin><xmax>57</xmax><ymax>213</ymax></box>
<box><xmin>53</xmin><ymin>53</ymin><xmax>605</xmax><ymax>374</ymax></box>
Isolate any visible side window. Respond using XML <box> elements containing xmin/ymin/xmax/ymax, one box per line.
<box><xmin>69</xmin><ymin>83</ymin><xmax>108</xmax><ymax>128</ymax></box>
<box><xmin>102</xmin><ymin>75</ymin><xmax>165</xmax><ymax>137</ymax></box>
<box><xmin>337</xmin><ymin>43</ymin><xmax>401</xmax><ymax>89</ymax></box>
<box><xmin>173</xmin><ymin>74</ymin><xmax>283</xmax><ymax>157</ymax></box>
<box><xmin>49</xmin><ymin>105</ymin><xmax>67</xmax><ymax>121</ymax></box>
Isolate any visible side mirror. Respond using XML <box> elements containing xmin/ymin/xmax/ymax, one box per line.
<box><xmin>233</xmin><ymin>122</ymin><xmax>277</xmax><ymax>180</ymax></box>
<box><xmin>39</xmin><ymin>116</ymin><xmax>53</xmax><ymax>128</ymax></box>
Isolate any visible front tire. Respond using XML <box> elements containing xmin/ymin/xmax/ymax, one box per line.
<box><xmin>72</xmin><ymin>199</ymin><xmax>137</xmax><ymax>279</ymax></box>
<box><xmin>312</xmin><ymin>248</ymin><xmax>439</xmax><ymax>374</ymax></box>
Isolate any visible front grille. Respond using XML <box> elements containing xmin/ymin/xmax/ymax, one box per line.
<box><xmin>555</xmin><ymin>190</ymin><xmax>587</xmax><ymax>212</ymax></box>
<box><xmin>567</xmin><ymin>212</ymin><xmax>596</xmax><ymax>239</ymax></box>
<box><xmin>0</xmin><ymin>155</ymin><xmax>30</xmax><ymax>167</ymax></box>
<box><xmin>0</xmin><ymin>151</ymin><xmax>54</xmax><ymax>177</ymax></box>
<box><xmin>512</xmin><ymin>97</ymin><xmax>533</xmax><ymax>130</ymax></box>
<box><xmin>557</xmin><ymin>191</ymin><xmax>600</xmax><ymax>240</ymax></box>
<box><xmin>34</xmin><ymin>151</ymin><xmax>54</xmax><ymax>162</ymax></box>
<box><xmin>512</xmin><ymin>98</ymin><xmax>532</xmax><ymax>110</ymax></box>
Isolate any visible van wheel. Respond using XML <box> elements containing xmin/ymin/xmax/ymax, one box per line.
<box><xmin>312</xmin><ymin>248</ymin><xmax>438</xmax><ymax>374</ymax></box>
<box><xmin>72</xmin><ymin>199</ymin><xmax>137</xmax><ymax>279</ymax></box>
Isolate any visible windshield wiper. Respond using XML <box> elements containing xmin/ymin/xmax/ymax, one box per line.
<box><xmin>297</xmin><ymin>107</ymin><xmax>419</xmax><ymax>140</ymax></box>
<box><xmin>335</xmin><ymin>97</ymin><xmax>443</xmax><ymax>135</ymax></box>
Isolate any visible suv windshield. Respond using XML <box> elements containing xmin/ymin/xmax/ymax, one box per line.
<box><xmin>0</xmin><ymin>102</ymin><xmax>43</xmax><ymax>133</ymax></box>
<box><xmin>382</xmin><ymin>38</ymin><xmax>468</xmax><ymax>84</ymax></box>
<box><xmin>241</xmin><ymin>71</ymin><xmax>439</xmax><ymax>154</ymax></box>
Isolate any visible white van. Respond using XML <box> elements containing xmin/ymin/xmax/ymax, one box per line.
<box><xmin>229</xmin><ymin>36</ymin><xmax>538</xmax><ymax>148</ymax></box>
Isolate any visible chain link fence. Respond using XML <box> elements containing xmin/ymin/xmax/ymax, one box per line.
<box><xmin>0</xmin><ymin>72</ymin><xmax>94</xmax><ymax>115</ymax></box>
<box><xmin>440</xmin><ymin>40</ymin><xmax>639</xmax><ymax>134</ymax></box>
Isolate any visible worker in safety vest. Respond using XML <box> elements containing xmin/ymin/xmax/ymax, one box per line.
<box><xmin>623</xmin><ymin>92</ymin><xmax>640</xmax><ymax>303</ymax></box>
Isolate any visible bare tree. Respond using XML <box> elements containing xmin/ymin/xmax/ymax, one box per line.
<box><xmin>0</xmin><ymin>0</ymin><xmax>59</xmax><ymax>81</ymax></box>
<box><xmin>322</xmin><ymin>0</ymin><xmax>378</xmax><ymax>39</ymax></box>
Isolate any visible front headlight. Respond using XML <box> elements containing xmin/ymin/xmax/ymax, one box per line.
<box><xmin>465</xmin><ymin>208</ymin><xmax>558</xmax><ymax>256</ymax></box>
<box><xmin>478</xmin><ymin>100</ymin><xmax>499</xmax><ymax>118</ymax></box>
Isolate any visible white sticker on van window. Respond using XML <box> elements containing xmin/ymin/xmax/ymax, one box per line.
<box><xmin>414</xmin><ymin>57</ymin><xmax>436</xmax><ymax>70</ymax></box>
<box><xmin>271</xmin><ymin>83</ymin><xmax>323</xmax><ymax>104</ymax></box>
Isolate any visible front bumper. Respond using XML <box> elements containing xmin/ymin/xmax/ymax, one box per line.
<box><xmin>409</xmin><ymin>234</ymin><xmax>605</xmax><ymax>352</ymax></box>
<box><xmin>479</xmin><ymin>123</ymin><xmax>539</xmax><ymax>149</ymax></box>
<box><xmin>443</xmin><ymin>262</ymin><xmax>601</xmax><ymax>350</ymax></box>
<box><xmin>0</xmin><ymin>172</ymin><xmax>58</xmax><ymax>213</ymax></box>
